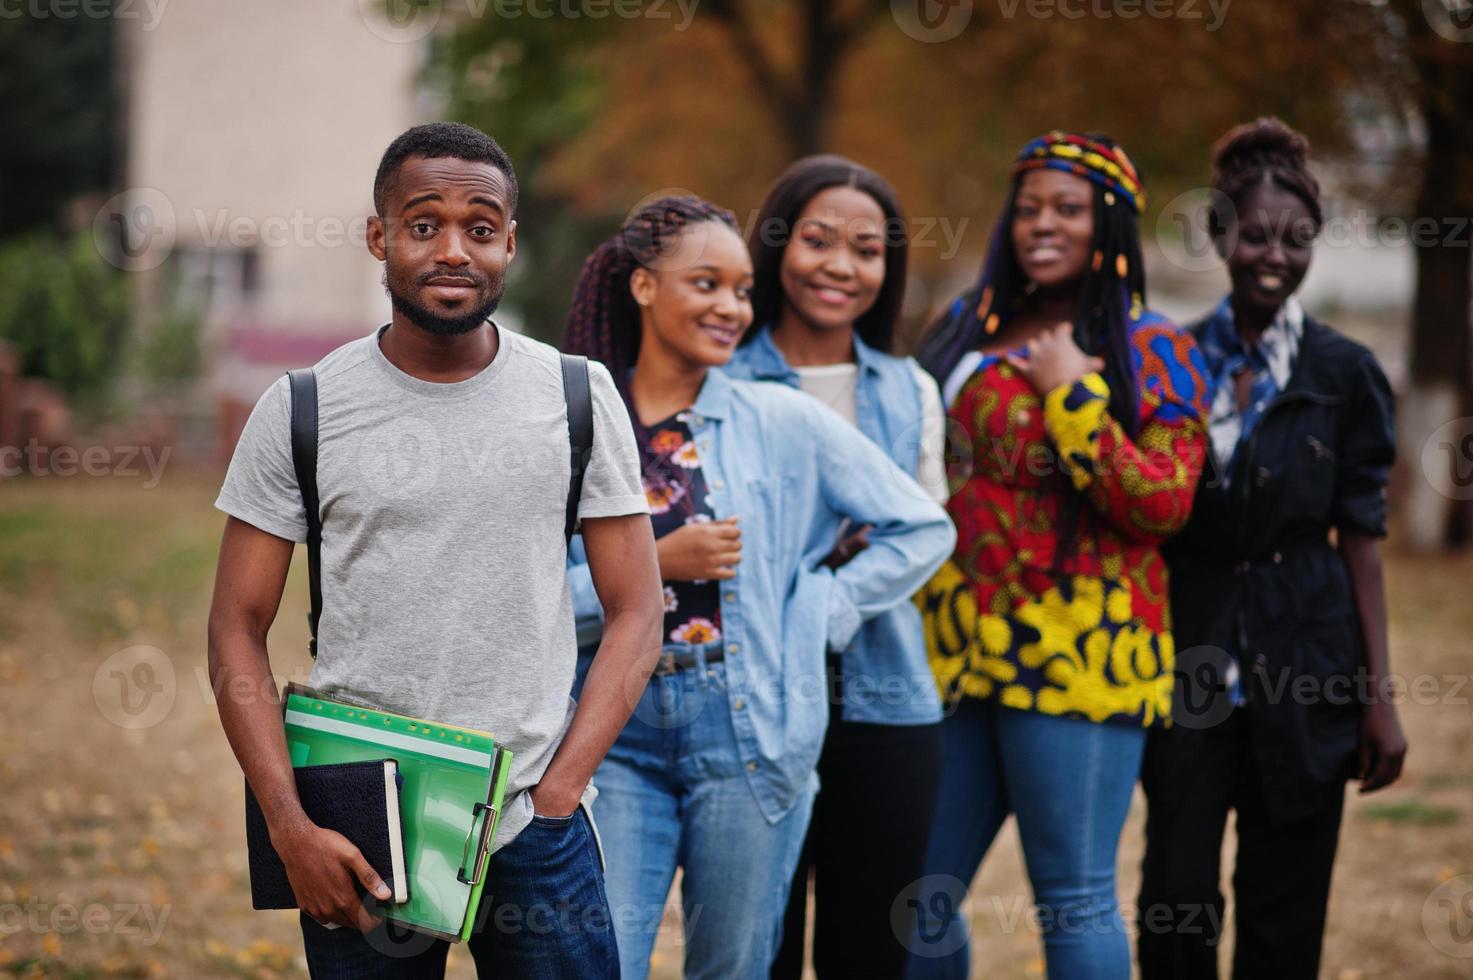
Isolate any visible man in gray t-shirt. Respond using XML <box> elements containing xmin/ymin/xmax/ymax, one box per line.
<box><xmin>208</xmin><ymin>123</ymin><xmax>661</xmax><ymax>978</ymax></box>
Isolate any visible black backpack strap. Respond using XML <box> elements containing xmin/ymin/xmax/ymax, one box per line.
<box><xmin>560</xmin><ymin>354</ymin><xmax>593</xmax><ymax>546</ymax></box>
<box><xmin>287</xmin><ymin>368</ymin><xmax>322</xmax><ymax>658</ymax></box>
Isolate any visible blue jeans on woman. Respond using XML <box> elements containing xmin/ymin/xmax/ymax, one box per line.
<box><xmin>907</xmin><ymin>698</ymin><xmax>1146</xmax><ymax>980</ymax></box>
<box><xmin>298</xmin><ymin>805</ymin><xmax>618</xmax><ymax>978</ymax></box>
<box><xmin>575</xmin><ymin>644</ymin><xmax>817</xmax><ymax>980</ymax></box>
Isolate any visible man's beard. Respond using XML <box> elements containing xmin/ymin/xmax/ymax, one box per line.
<box><xmin>383</xmin><ymin>265</ymin><xmax>507</xmax><ymax>336</ymax></box>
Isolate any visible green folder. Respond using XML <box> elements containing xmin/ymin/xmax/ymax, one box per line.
<box><xmin>280</xmin><ymin>683</ymin><xmax>512</xmax><ymax>942</ymax></box>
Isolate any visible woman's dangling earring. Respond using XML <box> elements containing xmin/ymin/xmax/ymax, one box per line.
<box><xmin>975</xmin><ymin>285</ymin><xmax>995</xmax><ymax>320</ymax></box>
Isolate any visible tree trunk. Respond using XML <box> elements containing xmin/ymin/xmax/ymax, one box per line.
<box><xmin>707</xmin><ymin>0</ymin><xmax>872</xmax><ymax>159</ymax></box>
<box><xmin>1400</xmin><ymin>34</ymin><xmax>1473</xmax><ymax>552</ymax></box>
<box><xmin>1407</xmin><ymin>101</ymin><xmax>1473</xmax><ymax>390</ymax></box>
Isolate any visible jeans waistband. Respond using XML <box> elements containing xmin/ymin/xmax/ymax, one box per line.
<box><xmin>576</xmin><ymin>639</ymin><xmax>726</xmax><ymax>675</ymax></box>
<box><xmin>653</xmin><ymin>638</ymin><xmax>726</xmax><ymax>676</ymax></box>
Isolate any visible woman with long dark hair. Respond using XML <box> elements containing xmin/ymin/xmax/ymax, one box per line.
<box><xmin>561</xmin><ymin>195</ymin><xmax>954</xmax><ymax>980</ymax></box>
<box><xmin>1136</xmin><ymin>117</ymin><xmax>1405</xmax><ymax>979</ymax></box>
<box><xmin>908</xmin><ymin>132</ymin><xmax>1210</xmax><ymax>979</ymax></box>
<box><xmin>723</xmin><ymin>155</ymin><xmax>947</xmax><ymax>980</ymax></box>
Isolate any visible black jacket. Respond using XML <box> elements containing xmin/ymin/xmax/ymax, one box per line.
<box><xmin>1163</xmin><ymin>315</ymin><xmax>1396</xmax><ymax>823</ymax></box>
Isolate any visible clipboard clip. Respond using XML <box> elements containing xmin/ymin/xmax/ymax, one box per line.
<box><xmin>457</xmin><ymin>801</ymin><xmax>497</xmax><ymax>886</ymax></box>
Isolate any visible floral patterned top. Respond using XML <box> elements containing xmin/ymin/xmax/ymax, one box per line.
<box><xmin>919</xmin><ymin>309</ymin><xmax>1210</xmax><ymax>728</ymax></box>
<box><xmin>633</xmin><ymin>406</ymin><xmax>723</xmax><ymax>647</ymax></box>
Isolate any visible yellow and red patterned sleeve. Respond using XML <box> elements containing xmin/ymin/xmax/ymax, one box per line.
<box><xmin>1040</xmin><ymin>325</ymin><xmax>1211</xmax><ymax>544</ymax></box>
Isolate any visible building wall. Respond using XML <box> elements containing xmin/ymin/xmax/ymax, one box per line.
<box><xmin>123</xmin><ymin>0</ymin><xmax>428</xmax><ymax>400</ymax></box>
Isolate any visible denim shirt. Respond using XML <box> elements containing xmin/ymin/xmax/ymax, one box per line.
<box><xmin>568</xmin><ymin>369</ymin><xmax>954</xmax><ymax>823</ymax></box>
<box><xmin>722</xmin><ymin>326</ymin><xmax>945</xmax><ymax>726</ymax></box>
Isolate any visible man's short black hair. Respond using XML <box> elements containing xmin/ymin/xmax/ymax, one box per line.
<box><xmin>373</xmin><ymin>122</ymin><xmax>519</xmax><ymax>217</ymax></box>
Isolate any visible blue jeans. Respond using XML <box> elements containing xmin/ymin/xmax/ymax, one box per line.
<box><xmin>907</xmin><ymin>699</ymin><xmax>1146</xmax><ymax>980</ymax></box>
<box><xmin>576</xmin><ymin>650</ymin><xmax>816</xmax><ymax>980</ymax></box>
<box><xmin>299</xmin><ymin>805</ymin><xmax>618</xmax><ymax>979</ymax></box>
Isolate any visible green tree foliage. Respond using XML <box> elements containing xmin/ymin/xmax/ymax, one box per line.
<box><xmin>427</xmin><ymin>3</ymin><xmax>1371</xmax><ymax>342</ymax></box>
<box><xmin>426</xmin><ymin>12</ymin><xmax>618</xmax><ymax>342</ymax></box>
<box><xmin>0</xmin><ymin>234</ymin><xmax>130</xmax><ymax>409</ymax></box>
<box><xmin>0</xmin><ymin>5</ymin><xmax>120</xmax><ymax>239</ymax></box>
<box><xmin>0</xmin><ymin>5</ymin><xmax>134</xmax><ymax>408</ymax></box>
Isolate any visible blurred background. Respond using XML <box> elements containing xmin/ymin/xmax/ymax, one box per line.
<box><xmin>1</xmin><ymin>0</ymin><xmax>1471</xmax><ymax>976</ymax></box>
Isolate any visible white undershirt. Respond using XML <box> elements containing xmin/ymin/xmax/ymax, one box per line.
<box><xmin>794</xmin><ymin>361</ymin><xmax>950</xmax><ymax>504</ymax></box>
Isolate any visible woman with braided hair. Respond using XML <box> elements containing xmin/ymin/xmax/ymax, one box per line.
<box><xmin>1137</xmin><ymin>117</ymin><xmax>1406</xmax><ymax>979</ymax></box>
<box><xmin>907</xmin><ymin>132</ymin><xmax>1210</xmax><ymax>979</ymax></box>
<box><xmin>561</xmin><ymin>195</ymin><xmax>954</xmax><ymax>980</ymax></box>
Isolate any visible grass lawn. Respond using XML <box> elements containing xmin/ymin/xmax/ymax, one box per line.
<box><xmin>0</xmin><ymin>472</ymin><xmax>1469</xmax><ymax>978</ymax></box>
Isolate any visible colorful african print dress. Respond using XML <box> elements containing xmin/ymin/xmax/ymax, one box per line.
<box><xmin>919</xmin><ymin>309</ymin><xmax>1210</xmax><ymax>727</ymax></box>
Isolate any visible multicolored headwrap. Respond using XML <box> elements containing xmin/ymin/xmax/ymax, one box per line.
<box><xmin>1011</xmin><ymin>131</ymin><xmax>1145</xmax><ymax>215</ymax></box>
<box><xmin>917</xmin><ymin>131</ymin><xmax>1149</xmax><ymax>435</ymax></box>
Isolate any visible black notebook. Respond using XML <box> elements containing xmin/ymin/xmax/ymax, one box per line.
<box><xmin>244</xmin><ymin>759</ymin><xmax>408</xmax><ymax>910</ymax></box>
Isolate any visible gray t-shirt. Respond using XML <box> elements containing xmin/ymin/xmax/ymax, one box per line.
<box><xmin>216</xmin><ymin>323</ymin><xmax>647</xmax><ymax>850</ymax></box>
